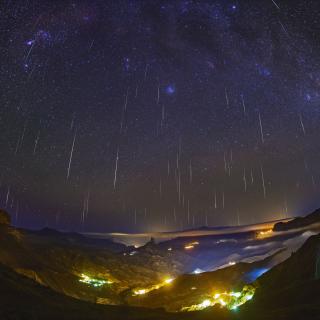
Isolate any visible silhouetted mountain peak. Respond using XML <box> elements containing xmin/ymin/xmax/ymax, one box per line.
<box><xmin>273</xmin><ymin>208</ymin><xmax>320</xmax><ymax>231</ymax></box>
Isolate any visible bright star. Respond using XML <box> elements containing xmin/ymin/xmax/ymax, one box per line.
<box><xmin>26</xmin><ymin>40</ymin><xmax>35</xmax><ymax>46</ymax></box>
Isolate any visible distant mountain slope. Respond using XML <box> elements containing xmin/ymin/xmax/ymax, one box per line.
<box><xmin>0</xmin><ymin>222</ymin><xmax>195</xmax><ymax>306</ymax></box>
<box><xmin>273</xmin><ymin>208</ymin><xmax>320</xmax><ymax>232</ymax></box>
<box><xmin>29</xmin><ymin>227</ymin><xmax>127</xmax><ymax>252</ymax></box>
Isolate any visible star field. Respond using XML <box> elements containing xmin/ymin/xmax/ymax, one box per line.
<box><xmin>1</xmin><ymin>0</ymin><xmax>320</xmax><ymax>232</ymax></box>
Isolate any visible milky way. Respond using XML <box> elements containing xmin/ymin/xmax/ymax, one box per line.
<box><xmin>1</xmin><ymin>0</ymin><xmax>320</xmax><ymax>232</ymax></box>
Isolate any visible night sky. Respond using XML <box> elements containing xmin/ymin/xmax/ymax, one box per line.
<box><xmin>1</xmin><ymin>0</ymin><xmax>320</xmax><ymax>233</ymax></box>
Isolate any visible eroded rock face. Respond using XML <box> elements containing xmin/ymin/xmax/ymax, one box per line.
<box><xmin>0</xmin><ymin>209</ymin><xmax>10</xmax><ymax>225</ymax></box>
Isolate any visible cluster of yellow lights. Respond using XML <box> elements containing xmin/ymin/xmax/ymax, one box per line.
<box><xmin>79</xmin><ymin>274</ymin><xmax>113</xmax><ymax>287</ymax></box>
<box><xmin>184</xmin><ymin>241</ymin><xmax>200</xmax><ymax>250</ymax></box>
<box><xmin>257</xmin><ymin>229</ymin><xmax>273</xmax><ymax>239</ymax></box>
<box><xmin>133</xmin><ymin>278</ymin><xmax>174</xmax><ymax>296</ymax></box>
<box><xmin>181</xmin><ymin>285</ymin><xmax>255</xmax><ymax>312</ymax></box>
